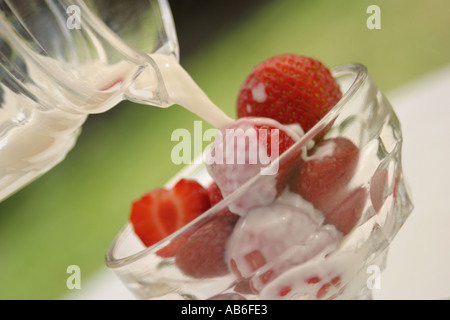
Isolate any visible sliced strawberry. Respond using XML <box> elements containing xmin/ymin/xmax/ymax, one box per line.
<box><xmin>157</xmin><ymin>182</ymin><xmax>238</xmax><ymax>258</ymax></box>
<box><xmin>129</xmin><ymin>179</ymin><xmax>211</xmax><ymax>248</ymax></box>
<box><xmin>175</xmin><ymin>213</ymin><xmax>239</xmax><ymax>278</ymax></box>
<box><xmin>237</xmin><ymin>54</ymin><xmax>342</xmax><ymax>134</ymax></box>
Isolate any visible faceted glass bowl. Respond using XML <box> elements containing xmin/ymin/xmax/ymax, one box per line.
<box><xmin>105</xmin><ymin>64</ymin><xmax>413</xmax><ymax>300</ymax></box>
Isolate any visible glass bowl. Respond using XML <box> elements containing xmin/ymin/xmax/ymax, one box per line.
<box><xmin>105</xmin><ymin>64</ymin><xmax>413</xmax><ymax>300</ymax></box>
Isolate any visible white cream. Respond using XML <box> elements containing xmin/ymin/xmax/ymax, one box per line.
<box><xmin>150</xmin><ymin>54</ymin><xmax>234</xmax><ymax>129</ymax></box>
<box><xmin>226</xmin><ymin>190</ymin><xmax>343</xmax><ymax>296</ymax></box>
<box><xmin>251</xmin><ymin>83</ymin><xmax>267</xmax><ymax>102</ymax></box>
<box><xmin>303</xmin><ymin>139</ymin><xmax>336</xmax><ymax>161</ymax></box>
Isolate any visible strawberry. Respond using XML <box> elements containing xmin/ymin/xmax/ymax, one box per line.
<box><xmin>155</xmin><ymin>232</ymin><xmax>193</xmax><ymax>258</ymax></box>
<box><xmin>157</xmin><ymin>183</ymin><xmax>238</xmax><ymax>258</ymax></box>
<box><xmin>207</xmin><ymin>182</ymin><xmax>224</xmax><ymax>207</ymax></box>
<box><xmin>130</xmin><ymin>179</ymin><xmax>211</xmax><ymax>248</ymax></box>
<box><xmin>370</xmin><ymin>168</ymin><xmax>388</xmax><ymax>213</ymax></box>
<box><xmin>175</xmin><ymin>213</ymin><xmax>239</xmax><ymax>278</ymax></box>
<box><xmin>205</xmin><ymin>117</ymin><xmax>300</xmax><ymax>215</ymax></box>
<box><xmin>290</xmin><ymin>137</ymin><xmax>359</xmax><ymax>211</ymax></box>
<box><xmin>237</xmin><ymin>54</ymin><xmax>342</xmax><ymax>134</ymax></box>
<box><xmin>290</xmin><ymin>137</ymin><xmax>364</xmax><ymax>234</ymax></box>
<box><xmin>325</xmin><ymin>187</ymin><xmax>367</xmax><ymax>234</ymax></box>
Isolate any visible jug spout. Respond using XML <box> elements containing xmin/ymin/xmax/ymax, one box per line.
<box><xmin>123</xmin><ymin>54</ymin><xmax>172</xmax><ymax>108</ymax></box>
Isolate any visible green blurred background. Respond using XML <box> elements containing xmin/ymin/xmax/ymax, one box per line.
<box><xmin>0</xmin><ymin>0</ymin><xmax>449</xmax><ymax>299</ymax></box>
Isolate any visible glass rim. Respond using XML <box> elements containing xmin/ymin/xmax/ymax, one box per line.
<box><xmin>105</xmin><ymin>63</ymin><xmax>369</xmax><ymax>269</ymax></box>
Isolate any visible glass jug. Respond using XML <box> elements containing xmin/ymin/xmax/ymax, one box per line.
<box><xmin>0</xmin><ymin>0</ymin><xmax>179</xmax><ymax>201</ymax></box>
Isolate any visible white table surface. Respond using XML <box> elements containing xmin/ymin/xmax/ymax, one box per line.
<box><xmin>64</xmin><ymin>65</ymin><xmax>450</xmax><ymax>300</ymax></box>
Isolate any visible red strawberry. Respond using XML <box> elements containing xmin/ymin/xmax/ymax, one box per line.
<box><xmin>157</xmin><ymin>183</ymin><xmax>238</xmax><ymax>258</ymax></box>
<box><xmin>290</xmin><ymin>137</ymin><xmax>363</xmax><ymax>234</ymax></box>
<box><xmin>205</xmin><ymin>117</ymin><xmax>300</xmax><ymax>214</ymax></box>
<box><xmin>155</xmin><ymin>232</ymin><xmax>193</xmax><ymax>258</ymax></box>
<box><xmin>130</xmin><ymin>179</ymin><xmax>211</xmax><ymax>248</ymax></box>
<box><xmin>237</xmin><ymin>54</ymin><xmax>342</xmax><ymax>134</ymax></box>
<box><xmin>175</xmin><ymin>213</ymin><xmax>239</xmax><ymax>278</ymax></box>
<box><xmin>370</xmin><ymin>168</ymin><xmax>388</xmax><ymax>213</ymax></box>
<box><xmin>325</xmin><ymin>187</ymin><xmax>367</xmax><ymax>234</ymax></box>
<box><xmin>290</xmin><ymin>137</ymin><xmax>359</xmax><ymax>212</ymax></box>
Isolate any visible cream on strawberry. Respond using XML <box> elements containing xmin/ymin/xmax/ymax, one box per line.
<box><xmin>226</xmin><ymin>190</ymin><xmax>342</xmax><ymax>294</ymax></box>
<box><xmin>204</xmin><ymin>117</ymin><xmax>302</xmax><ymax>215</ymax></box>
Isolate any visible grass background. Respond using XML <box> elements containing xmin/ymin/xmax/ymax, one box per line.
<box><xmin>0</xmin><ymin>0</ymin><xmax>449</xmax><ymax>299</ymax></box>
